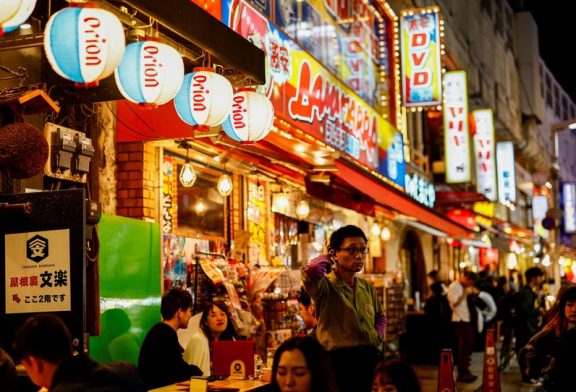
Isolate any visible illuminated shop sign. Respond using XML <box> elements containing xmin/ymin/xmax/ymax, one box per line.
<box><xmin>379</xmin><ymin>131</ymin><xmax>406</xmax><ymax>188</ymax></box>
<box><xmin>405</xmin><ymin>172</ymin><xmax>435</xmax><ymax>208</ymax></box>
<box><xmin>222</xmin><ymin>0</ymin><xmax>396</xmax><ymax>170</ymax></box>
<box><xmin>443</xmin><ymin>70</ymin><xmax>470</xmax><ymax>183</ymax></box>
<box><xmin>563</xmin><ymin>183</ymin><xmax>576</xmax><ymax>233</ymax></box>
<box><xmin>473</xmin><ymin>109</ymin><xmax>497</xmax><ymax>201</ymax></box>
<box><xmin>399</xmin><ymin>7</ymin><xmax>443</xmax><ymax>107</ymax></box>
<box><xmin>496</xmin><ymin>141</ymin><xmax>516</xmax><ymax>203</ymax></box>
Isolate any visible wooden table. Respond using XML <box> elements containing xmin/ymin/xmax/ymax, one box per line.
<box><xmin>150</xmin><ymin>379</ymin><xmax>269</xmax><ymax>392</ymax></box>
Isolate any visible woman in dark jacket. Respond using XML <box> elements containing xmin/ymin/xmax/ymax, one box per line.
<box><xmin>519</xmin><ymin>286</ymin><xmax>576</xmax><ymax>391</ymax></box>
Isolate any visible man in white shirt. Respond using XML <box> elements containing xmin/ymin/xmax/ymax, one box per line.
<box><xmin>447</xmin><ymin>271</ymin><xmax>479</xmax><ymax>383</ymax></box>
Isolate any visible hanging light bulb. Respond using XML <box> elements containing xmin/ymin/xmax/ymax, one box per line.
<box><xmin>194</xmin><ymin>198</ymin><xmax>207</xmax><ymax>216</ymax></box>
<box><xmin>380</xmin><ymin>226</ymin><xmax>391</xmax><ymax>241</ymax></box>
<box><xmin>296</xmin><ymin>200</ymin><xmax>310</xmax><ymax>219</ymax></box>
<box><xmin>217</xmin><ymin>173</ymin><xmax>233</xmax><ymax>196</ymax></box>
<box><xmin>179</xmin><ymin>145</ymin><xmax>196</xmax><ymax>187</ymax></box>
<box><xmin>272</xmin><ymin>192</ymin><xmax>289</xmax><ymax>213</ymax></box>
<box><xmin>371</xmin><ymin>222</ymin><xmax>381</xmax><ymax>237</ymax></box>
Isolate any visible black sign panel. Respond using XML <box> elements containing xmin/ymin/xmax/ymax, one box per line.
<box><xmin>0</xmin><ymin>189</ymin><xmax>85</xmax><ymax>359</ymax></box>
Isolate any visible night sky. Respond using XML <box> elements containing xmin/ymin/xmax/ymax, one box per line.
<box><xmin>527</xmin><ymin>1</ymin><xmax>576</xmax><ymax>102</ymax></box>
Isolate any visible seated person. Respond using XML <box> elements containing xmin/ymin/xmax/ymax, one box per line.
<box><xmin>183</xmin><ymin>301</ymin><xmax>238</xmax><ymax>376</ymax></box>
<box><xmin>138</xmin><ymin>288</ymin><xmax>202</xmax><ymax>389</ymax></box>
<box><xmin>270</xmin><ymin>335</ymin><xmax>338</xmax><ymax>392</ymax></box>
<box><xmin>13</xmin><ymin>313</ymin><xmax>145</xmax><ymax>392</ymax></box>
<box><xmin>372</xmin><ymin>359</ymin><xmax>422</xmax><ymax>392</ymax></box>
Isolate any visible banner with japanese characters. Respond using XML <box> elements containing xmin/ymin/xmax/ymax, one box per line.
<box><xmin>496</xmin><ymin>141</ymin><xmax>516</xmax><ymax>203</ymax></box>
<box><xmin>5</xmin><ymin>229</ymin><xmax>71</xmax><ymax>314</ymax></box>
<box><xmin>473</xmin><ymin>109</ymin><xmax>497</xmax><ymax>201</ymax></box>
<box><xmin>399</xmin><ymin>7</ymin><xmax>443</xmax><ymax>107</ymax></box>
<box><xmin>443</xmin><ymin>70</ymin><xmax>470</xmax><ymax>183</ymax></box>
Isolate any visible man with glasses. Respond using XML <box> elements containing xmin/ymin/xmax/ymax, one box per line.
<box><xmin>302</xmin><ymin>225</ymin><xmax>386</xmax><ymax>392</ymax></box>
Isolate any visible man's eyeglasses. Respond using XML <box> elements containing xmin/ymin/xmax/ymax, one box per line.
<box><xmin>338</xmin><ymin>247</ymin><xmax>369</xmax><ymax>256</ymax></box>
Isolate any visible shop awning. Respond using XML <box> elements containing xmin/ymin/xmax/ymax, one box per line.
<box><xmin>333</xmin><ymin>161</ymin><xmax>473</xmax><ymax>238</ymax></box>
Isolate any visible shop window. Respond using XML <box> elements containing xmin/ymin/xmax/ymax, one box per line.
<box><xmin>176</xmin><ymin>165</ymin><xmax>227</xmax><ymax>241</ymax></box>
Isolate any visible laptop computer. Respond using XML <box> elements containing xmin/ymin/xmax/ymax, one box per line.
<box><xmin>212</xmin><ymin>340</ymin><xmax>255</xmax><ymax>379</ymax></box>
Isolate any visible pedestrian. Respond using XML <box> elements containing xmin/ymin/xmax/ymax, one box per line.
<box><xmin>446</xmin><ymin>270</ymin><xmax>479</xmax><ymax>383</ymax></box>
<box><xmin>302</xmin><ymin>225</ymin><xmax>385</xmax><ymax>392</ymax></box>
<box><xmin>138</xmin><ymin>288</ymin><xmax>202</xmax><ymax>389</ymax></box>
<box><xmin>515</xmin><ymin>267</ymin><xmax>545</xmax><ymax>385</ymax></box>
<box><xmin>270</xmin><ymin>335</ymin><xmax>338</xmax><ymax>392</ymax></box>
<box><xmin>371</xmin><ymin>358</ymin><xmax>422</xmax><ymax>392</ymax></box>
<box><xmin>519</xmin><ymin>286</ymin><xmax>576</xmax><ymax>390</ymax></box>
<box><xmin>13</xmin><ymin>313</ymin><xmax>145</xmax><ymax>392</ymax></box>
<box><xmin>423</xmin><ymin>281</ymin><xmax>452</xmax><ymax>356</ymax></box>
<box><xmin>183</xmin><ymin>301</ymin><xmax>238</xmax><ymax>376</ymax></box>
<box><xmin>296</xmin><ymin>287</ymin><xmax>317</xmax><ymax>338</ymax></box>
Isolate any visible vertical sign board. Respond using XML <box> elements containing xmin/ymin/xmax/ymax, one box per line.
<box><xmin>399</xmin><ymin>7</ymin><xmax>443</xmax><ymax>108</ymax></box>
<box><xmin>563</xmin><ymin>183</ymin><xmax>576</xmax><ymax>233</ymax></box>
<box><xmin>473</xmin><ymin>109</ymin><xmax>497</xmax><ymax>201</ymax></box>
<box><xmin>443</xmin><ymin>70</ymin><xmax>471</xmax><ymax>183</ymax></box>
<box><xmin>0</xmin><ymin>190</ymin><xmax>85</xmax><ymax>358</ymax></box>
<box><xmin>496</xmin><ymin>141</ymin><xmax>516</xmax><ymax>203</ymax></box>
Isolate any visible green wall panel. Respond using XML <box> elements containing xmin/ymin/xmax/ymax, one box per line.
<box><xmin>89</xmin><ymin>214</ymin><xmax>161</xmax><ymax>364</ymax></box>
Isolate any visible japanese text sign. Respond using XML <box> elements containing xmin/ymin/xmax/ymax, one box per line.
<box><xmin>400</xmin><ymin>8</ymin><xmax>443</xmax><ymax>107</ymax></box>
<box><xmin>496</xmin><ymin>141</ymin><xmax>516</xmax><ymax>203</ymax></box>
<box><xmin>473</xmin><ymin>109</ymin><xmax>497</xmax><ymax>201</ymax></box>
<box><xmin>443</xmin><ymin>70</ymin><xmax>470</xmax><ymax>183</ymax></box>
<box><xmin>5</xmin><ymin>229</ymin><xmax>71</xmax><ymax>314</ymax></box>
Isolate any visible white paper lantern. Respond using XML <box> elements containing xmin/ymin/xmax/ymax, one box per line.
<box><xmin>174</xmin><ymin>68</ymin><xmax>234</xmax><ymax>131</ymax></box>
<box><xmin>44</xmin><ymin>3</ymin><xmax>125</xmax><ymax>87</ymax></box>
<box><xmin>222</xmin><ymin>88</ymin><xmax>274</xmax><ymax>144</ymax></box>
<box><xmin>115</xmin><ymin>39</ymin><xmax>184</xmax><ymax>108</ymax></box>
<box><xmin>0</xmin><ymin>0</ymin><xmax>36</xmax><ymax>35</ymax></box>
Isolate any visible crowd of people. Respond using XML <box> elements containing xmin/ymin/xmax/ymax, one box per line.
<box><xmin>5</xmin><ymin>223</ymin><xmax>576</xmax><ymax>392</ymax></box>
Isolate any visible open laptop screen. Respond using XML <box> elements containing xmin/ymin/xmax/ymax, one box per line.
<box><xmin>212</xmin><ymin>340</ymin><xmax>255</xmax><ymax>379</ymax></box>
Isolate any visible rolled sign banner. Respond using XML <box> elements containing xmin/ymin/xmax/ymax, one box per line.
<box><xmin>115</xmin><ymin>39</ymin><xmax>184</xmax><ymax>108</ymax></box>
<box><xmin>174</xmin><ymin>68</ymin><xmax>234</xmax><ymax>131</ymax></box>
<box><xmin>0</xmin><ymin>0</ymin><xmax>37</xmax><ymax>35</ymax></box>
<box><xmin>222</xmin><ymin>88</ymin><xmax>274</xmax><ymax>143</ymax></box>
<box><xmin>44</xmin><ymin>3</ymin><xmax>125</xmax><ymax>87</ymax></box>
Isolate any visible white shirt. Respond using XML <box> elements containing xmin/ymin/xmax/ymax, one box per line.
<box><xmin>447</xmin><ymin>280</ymin><xmax>470</xmax><ymax>322</ymax></box>
<box><xmin>183</xmin><ymin>331</ymin><xmax>210</xmax><ymax>376</ymax></box>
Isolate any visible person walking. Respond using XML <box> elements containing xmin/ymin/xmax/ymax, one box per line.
<box><xmin>13</xmin><ymin>313</ymin><xmax>145</xmax><ymax>392</ymax></box>
<box><xmin>302</xmin><ymin>225</ymin><xmax>385</xmax><ymax>392</ymax></box>
<box><xmin>446</xmin><ymin>270</ymin><xmax>479</xmax><ymax>383</ymax></box>
<box><xmin>138</xmin><ymin>288</ymin><xmax>202</xmax><ymax>389</ymax></box>
<box><xmin>515</xmin><ymin>267</ymin><xmax>545</xmax><ymax>385</ymax></box>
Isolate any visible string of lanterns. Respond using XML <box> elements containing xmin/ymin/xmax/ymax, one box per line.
<box><xmin>39</xmin><ymin>2</ymin><xmax>274</xmax><ymax>142</ymax></box>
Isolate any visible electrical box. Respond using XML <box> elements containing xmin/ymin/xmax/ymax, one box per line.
<box><xmin>44</xmin><ymin>122</ymin><xmax>94</xmax><ymax>183</ymax></box>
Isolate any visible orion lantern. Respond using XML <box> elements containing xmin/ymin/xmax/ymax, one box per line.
<box><xmin>115</xmin><ymin>38</ymin><xmax>184</xmax><ymax>108</ymax></box>
<box><xmin>173</xmin><ymin>68</ymin><xmax>234</xmax><ymax>133</ymax></box>
<box><xmin>222</xmin><ymin>88</ymin><xmax>274</xmax><ymax>144</ymax></box>
<box><xmin>0</xmin><ymin>0</ymin><xmax>37</xmax><ymax>35</ymax></box>
<box><xmin>44</xmin><ymin>2</ymin><xmax>125</xmax><ymax>88</ymax></box>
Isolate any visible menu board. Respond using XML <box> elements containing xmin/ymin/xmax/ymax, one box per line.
<box><xmin>384</xmin><ymin>282</ymin><xmax>406</xmax><ymax>341</ymax></box>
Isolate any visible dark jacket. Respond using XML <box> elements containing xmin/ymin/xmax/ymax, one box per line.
<box><xmin>138</xmin><ymin>322</ymin><xmax>202</xmax><ymax>389</ymax></box>
<box><xmin>50</xmin><ymin>354</ymin><xmax>145</xmax><ymax>392</ymax></box>
<box><xmin>520</xmin><ymin>327</ymin><xmax>576</xmax><ymax>391</ymax></box>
